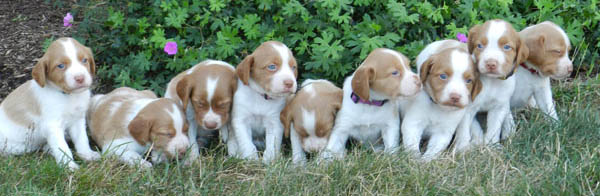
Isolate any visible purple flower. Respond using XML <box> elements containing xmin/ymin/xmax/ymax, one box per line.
<box><xmin>63</xmin><ymin>13</ymin><xmax>73</xmax><ymax>27</ymax></box>
<box><xmin>457</xmin><ymin>33</ymin><xmax>467</xmax><ymax>43</ymax></box>
<box><xmin>164</xmin><ymin>41</ymin><xmax>178</xmax><ymax>55</ymax></box>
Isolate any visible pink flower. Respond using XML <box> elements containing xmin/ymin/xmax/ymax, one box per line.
<box><xmin>63</xmin><ymin>13</ymin><xmax>73</xmax><ymax>27</ymax></box>
<box><xmin>164</xmin><ymin>41</ymin><xmax>177</xmax><ymax>55</ymax></box>
<box><xmin>457</xmin><ymin>33</ymin><xmax>467</xmax><ymax>43</ymax></box>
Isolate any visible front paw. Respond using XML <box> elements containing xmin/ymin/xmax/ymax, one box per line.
<box><xmin>139</xmin><ymin>160</ymin><xmax>153</xmax><ymax>168</ymax></box>
<box><xmin>67</xmin><ymin>162</ymin><xmax>80</xmax><ymax>171</ymax></box>
<box><xmin>78</xmin><ymin>151</ymin><xmax>101</xmax><ymax>161</ymax></box>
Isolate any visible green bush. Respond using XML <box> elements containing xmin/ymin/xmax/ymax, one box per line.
<box><xmin>72</xmin><ymin>0</ymin><xmax>599</xmax><ymax>94</ymax></box>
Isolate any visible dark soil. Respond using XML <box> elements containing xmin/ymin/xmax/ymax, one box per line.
<box><xmin>0</xmin><ymin>0</ymin><xmax>75</xmax><ymax>102</ymax></box>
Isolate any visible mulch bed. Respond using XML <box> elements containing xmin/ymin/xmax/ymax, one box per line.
<box><xmin>0</xmin><ymin>0</ymin><xmax>75</xmax><ymax>102</ymax></box>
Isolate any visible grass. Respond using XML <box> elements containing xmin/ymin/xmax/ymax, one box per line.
<box><xmin>1</xmin><ymin>76</ymin><xmax>599</xmax><ymax>195</ymax></box>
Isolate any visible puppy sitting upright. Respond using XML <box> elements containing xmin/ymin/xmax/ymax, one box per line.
<box><xmin>227</xmin><ymin>41</ymin><xmax>298</xmax><ymax>163</ymax></box>
<box><xmin>164</xmin><ymin>60</ymin><xmax>237</xmax><ymax>161</ymax></box>
<box><xmin>88</xmin><ymin>87</ymin><xmax>190</xmax><ymax>167</ymax></box>
<box><xmin>280</xmin><ymin>79</ymin><xmax>343</xmax><ymax>164</ymax></box>
<box><xmin>321</xmin><ymin>48</ymin><xmax>421</xmax><ymax>159</ymax></box>
<box><xmin>501</xmin><ymin>21</ymin><xmax>573</xmax><ymax>140</ymax></box>
<box><xmin>453</xmin><ymin>19</ymin><xmax>529</xmax><ymax>151</ymax></box>
<box><xmin>400</xmin><ymin>40</ymin><xmax>481</xmax><ymax>161</ymax></box>
<box><xmin>0</xmin><ymin>37</ymin><xmax>100</xmax><ymax>170</ymax></box>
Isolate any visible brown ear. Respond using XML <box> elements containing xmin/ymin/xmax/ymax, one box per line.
<box><xmin>85</xmin><ymin>46</ymin><xmax>96</xmax><ymax>76</ymax></box>
<box><xmin>470</xmin><ymin>76</ymin><xmax>483</xmax><ymax>101</ymax></box>
<box><xmin>128</xmin><ymin>114</ymin><xmax>152</xmax><ymax>145</ymax></box>
<box><xmin>236</xmin><ymin>55</ymin><xmax>253</xmax><ymax>85</ymax></box>
<box><xmin>176</xmin><ymin>76</ymin><xmax>192</xmax><ymax>111</ymax></box>
<box><xmin>32</xmin><ymin>57</ymin><xmax>47</xmax><ymax>87</ymax></box>
<box><xmin>351</xmin><ymin>66</ymin><xmax>375</xmax><ymax>100</ymax></box>
<box><xmin>333</xmin><ymin>88</ymin><xmax>343</xmax><ymax>111</ymax></box>
<box><xmin>419</xmin><ymin>57</ymin><xmax>435</xmax><ymax>85</ymax></box>
<box><xmin>280</xmin><ymin>101</ymin><xmax>293</xmax><ymax>138</ymax></box>
<box><xmin>467</xmin><ymin>24</ymin><xmax>482</xmax><ymax>54</ymax></box>
<box><xmin>515</xmin><ymin>38</ymin><xmax>530</xmax><ymax>65</ymax></box>
<box><xmin>230</xmin><ymin>74</ymin><xmax>238</xmax><ymax>96</ymax></box>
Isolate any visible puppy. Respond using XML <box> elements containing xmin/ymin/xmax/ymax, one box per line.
<box><xmin>453</xmin><ymin>19</ymin><xmax>529</xmax><ymax>151</ymax></box>
<box><xmin>280</xmin><ymin>79</ymin><xmax>342</xmax><ymax>164</ymax></box>
<box><xmin>500</xmin><ymin>21</ymin><xmax>573</xmax><ymax>139</ymax></box>
<box><xmin>88</xmin><ymin>87</ymin><xmax>190</xmax><ymax>167</ymax></box>
<box><xmin>227</xmin><ymin>41</ymin><xmax>298</xmax><ymax>163</ymax></box>
<box><xmin>399</xmin><ymin>40</ymin><xmax>481</xmax><ymax>161</ymax></box>
<box><xmin>164</xmin><ymin>60</ymin><xmax>237</xmax><ymax>160</ymax></box>
<box><xmin>0</xmin><ymin>37</ymin><xmax>100</xmax><ymax>170</ymax></box>
<box><xmin>320</xmin><ymin>48</ymin><xmax>421</xmax><ymax>159</ymax></box>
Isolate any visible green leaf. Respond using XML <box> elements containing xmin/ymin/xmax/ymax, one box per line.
<box><xmin>165</xmin><ymin>7</ymin><xmax>189</xmax><ymax>28</ymax></box>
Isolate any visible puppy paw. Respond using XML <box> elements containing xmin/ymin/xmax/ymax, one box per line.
<box><xmin>67</xmin><ymin>162</ymin><xmax>80</xmax><ymax>171</ymax></box>
<box><xmin>139</xmin><ymin>160</ymin><xmax>153</xmax><ymax>168</ymax></box>
<box><xmin>78</xmin><ymin>151</ymin><xmax>101</xmax><ymax>161</ymax></box>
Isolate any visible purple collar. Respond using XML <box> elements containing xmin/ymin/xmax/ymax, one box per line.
<box><xmin>350</xmin><ymin>92</ymin><xmax>388</xmax><ymax>106</ymax></box>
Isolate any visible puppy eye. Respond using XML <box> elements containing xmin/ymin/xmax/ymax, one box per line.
<box><xmin>218</xmin><ymin>102</ymin><xmax>229</xmax><ymax>109</ymax></box>
<box><xmin>267</xmin><ymin>64</ymin><xmax>277</xmax><ymax>71</ymax></box>
<box><xmin>503</xmin><ymin>45</ymin><xmax>512</xmax><ymax>51</ymax></box>
<box><xmin>477</xmin><ymin>44</ymin><xmax>483</xmax><ymax>49</ymax></box>
<box><xmin>292</xmin><ymin>65</ymin><xmax>297</xmax><ymax>70</ymax></box>
<box><xmin>57</xmin><ymin>64</ymin><xmax>65</xmax><ymax>69</ymax></box>
<box><xmin>553</xmin><ymin>50</ymin><xmax>562</xmax><ymax>54</ymax></box>
<box><xmin>466</xmin><ymin>79</ymin><xmax>473</xmax><ymax>83</ymax></box>
<box><xmin>391</xmin><ymin>70</ymin><xmax>399</xmax><ymax>76</ymax></box>
<box><xmin>439</xmin><ymin>74</ymin><xmax>447</xmax><ymax>80</ymax></box>
<box><xmin>82</xmin><ymin>58</ymin><xmax>88</xmax><ymax>64</ymax></box>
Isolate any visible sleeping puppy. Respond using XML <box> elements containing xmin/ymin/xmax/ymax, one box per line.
<box><xmin>227</xmin><ymin>41</ymin><xmax>298</xmax><ymax>163</ymax></box>
<box><xmin>0</xmin><ymin>37</ymin><xmax>100</xmax><ymax>170</ymax></box>
<box><xmin>500</xmin><ymin>21</ymin><xmax>573</xmax><ymax>140</ymax></box>
<box><xmin>320</xmin><ymin>48</ymin><xmax>421</xmax><ymax>160</ymax></box>
<box><xmin>280</xmin><ymin>79</ymin><xmax>343</xmax><ymax>164</ymax></box>
<box><xmin>164</xmin><ymin>60</ymin><xmax>237</xmax><ymax>161</ymax></box>
<box><xmin>88</xmin><ymin>87</ymin><xmax>190</xmax><ymax>167</ymax></box>
<box><xmin>453</xmin><ymin>19</ymin><xmax>529</xmax><ymax>151</ymax></box>
<box><xmin>400</xmin><ymin>40</ymin><xmax>481</xmax><ymax>161</ymax></box>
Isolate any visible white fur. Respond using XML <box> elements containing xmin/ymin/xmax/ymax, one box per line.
<box><xmin>186</xmin><ymin>59</ymin><xmax>234</xmax><ymax>75</ymax></box>
<box><xmin>0</xmin><ymin>81</ymin><xmax>100</xmax><ymax>171</ymax></box>
<box><xmin>320</xmin><ymin>75</ymin><xmax>401</xmax><ymax>160</ymax></box>
<box><xmin>270</xmin><ymin>43</ymin><xmax>297</xmax><ymax>95</ymax></box>
<box><xmin>477</xmin><ymin>21</ymin><xmax>508</xmax><ymax>77</ymax></box>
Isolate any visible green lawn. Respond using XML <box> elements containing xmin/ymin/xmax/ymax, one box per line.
<box><xmin>1</xmin><ymin>76</ymin><xmax>599</xmax><ymax>195</ymax></box>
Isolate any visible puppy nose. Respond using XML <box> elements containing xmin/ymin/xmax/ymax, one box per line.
<box><xmin>178</xmin><ymin>148</ymin><xmax>187</xmax><ymax>158</ymax></box>
<box><xmin>485</xmin><ymin>60</ymin><xmax>498</xmax><ymax>71</ymax></box>
<box><xmin>74</xmin><ymin>75</ymin><xmax>85</xmax><ymax>84</ymax></box>
<box><xmin>283</xmin><ymin>79</ymin><xmax>294</xmax><ymax>89</ymax></box>
<box><xmin>450</xmin><ymin>93</ymin><xmax>461</xmax><ymax>103</ymax></box>
<box><xmin>204</xmin><ymin>121</ymin><xmax>218</xmax><ymax>129</ymax></box>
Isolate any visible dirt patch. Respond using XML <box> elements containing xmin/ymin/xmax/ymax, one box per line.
<box><xmin>0</xmin><ymin>0</ymin><xmax>75</xmax><ymax>102</ymax></box>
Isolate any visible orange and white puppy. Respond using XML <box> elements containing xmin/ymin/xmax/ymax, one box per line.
<box><xmin>228</xmin><ymin>41</ymin><xmax>298</xmax><ymax>163</ymax></box>
<box><xmin>320</xmin><ymin>48</ymin><xmax>421</xmax><ymax>159</ymax></box>
<box><xmin>164</xmin><ymin>60</ymin><xmax>237</xmax><ymax>161</ymax></box>
<box><xmin>500</xmin><ymin>21</ymin><xmax>573</xmax><ymax>139</ymax></box>
<box><xmin>453</xmin><ymin>20</ymin><xmax>529</xmax><ymax>151</ymax></box>
<box><xmin>0</xmin><ymin>37</ymin><xmax>100</xmax><ymax>170</ymax></box>
<box><xmin>88</xmin><ymin>87</ymin><xmax>190</xmax><ymax>167</ymax></box>
<box><xmin>399</xmin><ymin>40</ymin><xmax>481</xmax><ymax>161</ymax></box>
<box><xmin>280</xmin><ymin>79</ymin><xmax>342</xmax><ymax>164</ymax></box>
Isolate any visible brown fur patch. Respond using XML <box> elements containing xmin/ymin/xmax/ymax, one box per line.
<box><xmin>351</xmin><ymin>48</ymin><xmax>411</xmax><ymax>100</ymax></box>
<box><xmin>0</xmin><ymin>81</ymin><xmax>41</xmax><ymax>127</ymax></box>
<box><xmin>520</xmin><ymin>22</ymin><xmax>570</xmax><ymax>76</ymax></box>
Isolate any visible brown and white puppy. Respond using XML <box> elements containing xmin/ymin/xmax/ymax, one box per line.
<box><xmin>0</xmin><ymin>37</ymin><xmax>100</xmax><ymax>170</ymax></box>
<box><xmin>88</xmin><ymin>87</ymin><xmax>190</xmax><ymax>167</ymax></box>
<box><xmin>227</xmin><ymin>41</ymin><xmax>298</xmax><ymax>163</ymax></box>
<box><xmin>400</xmin><ymin>40</ymin><xmax>481</xmax><ymax>161</ymax></box>
<box><xmin>501</xmin><ymin>21</ymin><xmax>573</xmax><ymax>139</ymax></box>
<box><xmin>453</xmin><ymin>19</ymin><xmax>529</xmax><ymax>151</ymax></box>
<box><xmin>320</xmin><ymin>48</ymin><xmax>421</xmax><ymax>160</ymax></box>
<box><xmin>164</xmin><ymin>60</ymin><xmax>237</xmax><ymax>161</ymax></box>
<box><xmin>280</xmin><ymin>79</ymin><xmax>342</xmax><ymax>164</ymax></box>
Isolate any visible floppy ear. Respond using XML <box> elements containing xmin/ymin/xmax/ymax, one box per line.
<box><xmin>128</xmin><ymin>114</ymin><xmax>152</xmax><ymax>145</ymax></box>
<box><xmin>32</xmin><ymin>57</ymin><xmax>47</xmax><ymax>87</ymax></box>
<box><xmin>85</xmin><ymin>46</ymin><xmax>96</xmax><ymax>76</ymax></box>
<box><xmin>470</xmin><ymin>75</ymin><xmax>483</xmax><ymax>101</ymax></box>
<box><xmin>351</xmin><ymin>66</ymin><xmax>375</xmax><ymax>100</ymax></box>
<box><xmin>515</xmin><ymin>38</ymin><xmax>530</xmax><ymax>65</ymax></box>
<box><xmin>236</xmin><ymin>55</ymin><xmax>254</xmax><ymax>85</ymax></box>
<box><xmin>467</xmin><ymin>24</ymin><xmax>482</xmax><ymax>54</ymax></box>
<box><xmin>419</xmin><ymin>57</ymin><xmax>435</xmax><ymax>85</ymax></box>
<box><xmin>230</xmin><ymin>74</ymin><xmax>239</xmax><ymax>96</ymax></box>
<box><xmin>176</xmin><ymin>76</ymin><xmax>192</xmax><ymax>111</ymax></box>
<box><xmin>280</xmin><ymin>101</ymin><xmax>293</xmax><ymax>138</ymax></box>
<box><xmin>332</xmin><ymin>88</ymin><xmax>343</xmax><ymax>112</ymax></box>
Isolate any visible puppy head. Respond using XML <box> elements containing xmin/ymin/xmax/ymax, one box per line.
<box><xmin>419</xmin><ymin>48</ymin><xmax>482</xmax><ymax>109</ymax></box>
<box><xmin>32</xmin><ymin>37</ymin><xmax>95</xmax><ymax>93</ymax></box>
<box><xmin>128</xmin><ymin>99</ymin><xmax>190</xmax><ymax>159</ymax></box>
<box><xmin>468</xmin><ymin>19</ymin><xmax>528</xmax><ymax>79</ymax></box>
<box><xmin>176</xmin><ymin>60</ymin><xmax>237</xmax><ymax>131</ymax></box>
<box><xmin>520</xmin><ymin>21</ymin><xmax>573</xmax><ymax>79</ymax></box>
<box><xmin>236</xmin><ymin>41</ymin><xmax>298</xmax><ymax>98</ymax></box>
<box><xmin>351</xmin><ymin>48</ymin><xmax>421</xmax><ymax>101</ymax></box>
